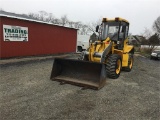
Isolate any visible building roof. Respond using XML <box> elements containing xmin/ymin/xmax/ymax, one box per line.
<box><xmin>128</xmin><ymin>35</ymin><xmax>146</xmax><ymax>45</ymax></box>
<box><xmin>0</xmin><ymin>11</ymin><xmax>78</xmax><ymax>30</ymax></box>
<box><xmin>0</xmin><ymin>11</ymin><xmax>37</xmax><ymax>20</ymax></box>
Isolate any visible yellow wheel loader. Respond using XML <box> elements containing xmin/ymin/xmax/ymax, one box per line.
<box><xmin>50</xmin><ymin>17</ymin><xmax>134</xmax><ymax>90</ymax></box>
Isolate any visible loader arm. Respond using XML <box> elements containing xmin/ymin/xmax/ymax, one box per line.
<box><xmin>89</xmin><ymin>38</ymin><xmax>112</xmax><ymax>63</ymax></box>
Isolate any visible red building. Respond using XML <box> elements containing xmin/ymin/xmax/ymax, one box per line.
<box><xmin>0</xmin><ymin>12</ymin><xmax>77</xmax><ymax>58</ymax></box>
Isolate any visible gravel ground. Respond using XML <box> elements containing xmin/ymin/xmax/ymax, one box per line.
<box><xmin>0</xmin><ymin>54</ymin><xmax>160</xmax><ymax>120</ymax></box>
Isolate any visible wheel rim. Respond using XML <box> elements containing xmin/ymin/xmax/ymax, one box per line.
<box><xmin>116</xmin><ymin>59</ymin><xmax>121</xmax><ymax>74</ymax></box>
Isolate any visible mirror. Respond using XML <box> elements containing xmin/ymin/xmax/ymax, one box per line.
<box><xmin>96</xmin><ymin>25</ymin><xmax>99</xmax><ymax>32</ymax></box>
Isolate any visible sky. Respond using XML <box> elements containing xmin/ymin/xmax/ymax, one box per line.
<box><xmin>0</xmin><ymin>0</ymin><xmax>160</xmax><ymax>35</ymax></box>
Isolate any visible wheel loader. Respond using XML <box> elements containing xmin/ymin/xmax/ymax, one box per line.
<box><xmin>50</xmin><ymin>17</ymin><xmax>134</xmax><ymax>90</ymax></box>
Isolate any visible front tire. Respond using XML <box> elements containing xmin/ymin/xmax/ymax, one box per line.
<box><xmin>106</xmin><ymin>54</ymin><xmax>122</xmax><ymax>79</ymax></box>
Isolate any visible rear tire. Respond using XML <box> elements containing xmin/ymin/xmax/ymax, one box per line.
<box><xmin>106</xmin><ymin>54</ymin><xmax>122</xmax><ymax>79</ymax></box>
<box><xmin>123</xmin><ymin>54</ymin><xmax>133</xmax><ymax>72</ymax></box>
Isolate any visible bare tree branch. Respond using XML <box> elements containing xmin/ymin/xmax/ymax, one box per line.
<box><xmin>60</xmin><ymin>15</ymin><xmax>68</xmax><ymax>26</ymax></box>
<box><xmin>46</xmin><ymin>13</ymin><xmax>54</xmax><ymax>23</ymax></box>
<box><xmin>38</xmin><ymin>11</ymin><xmax>48</xmax><ymax>21</ymax></box>
<box><xmin>153</xmin><ymin>16</ymin><xmax>160</xmax><ymax>35</ymax></box>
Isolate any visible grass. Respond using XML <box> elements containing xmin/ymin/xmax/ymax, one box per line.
<box><xmin>139</xmin><ymin>52</ymin><xmax>150</xmax><ymax>58</ymax></box>
<box><xmin>139</xmin><ymin>48</ymin><xmax>151</xmax><ymax>58</ymax></box>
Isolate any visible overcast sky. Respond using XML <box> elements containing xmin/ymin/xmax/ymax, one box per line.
<box><xmin>0</xmin><ymin>0</ymin><xmax>160</xmax><ymax>35</ymax></box>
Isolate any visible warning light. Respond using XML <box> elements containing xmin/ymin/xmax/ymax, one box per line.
<box><xmin>102</xmin><ymin>18</ymin><xmax>107</xmax><ymax>22</ymax></box>
<box><xmin>115</xmin><ymin>17</ymin><xmax>119</xmax><ymax>21</ymax></box>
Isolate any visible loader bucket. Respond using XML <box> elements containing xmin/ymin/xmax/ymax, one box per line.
<box><xmin>50</xmin><ymin>58</ymin><xmax>107</xmax><ymax>90</ymax></box>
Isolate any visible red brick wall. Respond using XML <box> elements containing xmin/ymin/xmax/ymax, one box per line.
<box><xmin>0</xmin><ymin>16</ymin><xmax>77</xmax><ymax>58</ymax></box>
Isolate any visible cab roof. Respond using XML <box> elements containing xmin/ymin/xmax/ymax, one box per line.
<box><xmin>102</xmin><ymin>17</ymin><xmax>129</xmax><ymax>24</ymax></box>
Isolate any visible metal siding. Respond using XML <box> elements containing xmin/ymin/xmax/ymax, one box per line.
<box><xmin>0</xmin><ymin>17</ymin><xmax>77</xmax><ymax>58</ymax></box>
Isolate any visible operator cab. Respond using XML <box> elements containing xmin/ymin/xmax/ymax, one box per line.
<box><xmin>96</xmin><ymin>17</ymin><xmax>129</xmax><ymax>50</ymax></box>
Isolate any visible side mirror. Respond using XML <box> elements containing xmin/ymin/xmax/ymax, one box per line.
<box><xmin>96</xmin><ymin>25</ymin><xmax>99</xmax><ymax>32</ymax></box>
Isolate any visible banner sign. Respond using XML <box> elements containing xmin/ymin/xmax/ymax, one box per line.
<box><xmin>3</xmin><ymin>25</ymin><xmax>28</xmax><ymax>41</ymax></box>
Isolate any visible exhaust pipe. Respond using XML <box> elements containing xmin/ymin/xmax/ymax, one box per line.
<box><xmin>50</xmin><ymin>58</ymin><xmax>107</xmax><ymax>90</ymax></box>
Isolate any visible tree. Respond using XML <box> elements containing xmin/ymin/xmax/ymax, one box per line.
<box><xmin>74</xmin><ymin>22</ymin><xmax>82</xmax><ymax>29</ymax></box>
<box><xmin>140</xmin><ymin>36</ymin><xmax>148</xmax><ymax>45</ymax></box>
<box><xmin>88</xmin><ymin>18</ymin><xmax>102</xmax><ymax>32</ymax></box>
<box><xmin>80</xmin><ymin>25</ymin><xmax>88</xmax><ymax>35</ymax></box>
<box><xmin>39</xmin><ymin>11</ymin><xmax>48</xmax><ymax>21</ymax></box>
<box><xmin>46</xmin><ymin>13</ymin><xmax>54</xmax><ymax>23</ymax></box>
<box><xmin>142</xmin><ymin>27</ymin><xmax>153</xmax><ymax>39</ymax></box>
<box><xmin>153</xmin><ymin>16</ymin><xmax>160</xmax><ymax>35</ymax></box>
<box><xmin>28</xmin><ymin>13</ymin><xmax>39</xmax><ymax>20</ymax></box>
<box><xmin>0</xmin><ymin>8</ymin><xmax>4</xmax><ymax>11</ymax></box>
<box><xmin>68</xmin><ymin>21</ymin><xmax>74</xmax><ymax>28</ymax></box>
<box><xmin>60</xmin><ymin>15</ymin><xmax>68</xmax><ymax>26</ymax></box>
<box><xmin>28</xmin><ymin>13</ymin><xmax>35</xmax><ymax>18</ymax></box>
<box><xmin>141</xmin><ymin>28</ymin><xmax>159</xmax><ymax>53</ymax></box>
<box><xmin>51</xmin><ymin>18</ymin><xmax>61</xmax><ymax>25</ymax></box>
<box><xmin>148</xmin><ymin>33</ymin><xmax>160</xmax><ymax>51</ymax></box>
